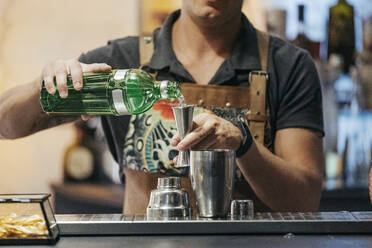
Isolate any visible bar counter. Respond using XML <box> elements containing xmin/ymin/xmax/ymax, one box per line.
<box><xmin>6</xmin><ymin>234</ymin><xmax>372</xmax><ymax>248</ymax></box>
<box><xmin>4</xmin><ymin>212</ymin><xmax>372</xmax><ymax>247</ymax></box>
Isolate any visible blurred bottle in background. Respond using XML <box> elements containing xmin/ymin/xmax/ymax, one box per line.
<box><xmin>322</xmin><ymin>52</ymin><xmax>370</xmax><ymax>189</ymax></box>
<box><xmin>327</xmin><ymin>0</ymin><xmax>356</xmax><ymax>73</ymax></box>
<box><xmin>363</xmin><ymin>16</ymin><xmax>372</xmax><ymax>55</ymax></box>
<box><xmin>292</xmin><ymin>4</ymin><xmax>320</xmax><ymax>59</ymax></box>
<box><xmin>321</xmin><ymin>54</ymin><xmax>343</xmax><ymax>189</ymax></box>
<box><xmin>352</xmin><ymin>15</ymin><xmax>372</xmax><ymax>190</ymax></box>
<box><xmin>338</xmin><ymin>72</ymin><xmax>370</xmax><ymax>188</ymax></box>
<box><xmin>336</xmin><ymin>64</ymin><xmax>370</xmax><ymax>189</ymax></box>
<box><xmin>356</xmin><ymin>16</ymin><xmax>372</xmax><ymax>110</ymax></box>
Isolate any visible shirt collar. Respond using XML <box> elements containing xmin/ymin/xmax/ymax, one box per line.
<box><xmin>148</xmin><ymin>10</ymin><xmax>262</xmax><ymax>72</ymax></box>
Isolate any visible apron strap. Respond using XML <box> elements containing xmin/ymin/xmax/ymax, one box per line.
<box><xmin>257</xmin><ymin>30</ymin><xmax>269</xmax><ymax>71</ymax></box>
<box><xmin>247</xmin><ymin>30</ymin><xmax>270</xmax><ymax>144</ymax></box>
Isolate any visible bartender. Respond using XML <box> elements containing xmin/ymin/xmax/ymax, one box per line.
<box><xmin>0</xmin><ymin>0</ymin><xmax>324</xmax><ymax>213</ymax></box>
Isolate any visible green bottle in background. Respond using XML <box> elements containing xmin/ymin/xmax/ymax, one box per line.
<box><xmin>327</xmin><ymin>0</ymin><xmax>355</xmax><ymax>73</ymax></box>
<box><xmin>40</xmin><ymin>69</ymin><xmax>183</xmax><ymax>116</ymax></box>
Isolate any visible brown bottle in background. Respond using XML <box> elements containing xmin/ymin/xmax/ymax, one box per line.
<box><xmin>293</xmin><ymin>4</ymin><xmax>320</xmax><ymax>59</ymax></box>
<box><xmin>327</xmin><ymin>0</ymin><xmax>355</xmax><ymax>73</ymax></box>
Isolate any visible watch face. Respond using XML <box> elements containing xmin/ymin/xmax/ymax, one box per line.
<box><xmin>65</xmin><ymin>146</ymin><xmax>94</xmax><ymax>180</ymax></box>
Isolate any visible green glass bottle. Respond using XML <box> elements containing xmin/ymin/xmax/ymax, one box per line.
<box><xmin>40</xmin><ymin>69</ymin><xmax>183</xmax><ymax>116</ymax></box>
<box><xmin>328</xmin><ymin>0</ymin><xmax>355</xmax><ymax>73</ymax></box>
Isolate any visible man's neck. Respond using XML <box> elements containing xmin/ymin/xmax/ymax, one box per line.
<box><xmin>172</xmin><ymin>11</ymin><xmax>241</xmax><ymax>60</ymax></box>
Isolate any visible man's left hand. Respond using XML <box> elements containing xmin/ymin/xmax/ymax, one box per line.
<box><xmin>171</xmin><ymin>113</ymin><xmax>243</xmax><ymax>152</ymax></box>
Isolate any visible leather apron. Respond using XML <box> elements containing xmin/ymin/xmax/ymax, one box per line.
<box><xmin>123</xmin><ymin>30</ymin><xmax>272</xmax><ymax>214</ymax></box>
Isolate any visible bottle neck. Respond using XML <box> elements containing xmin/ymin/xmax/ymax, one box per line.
<box><xmin>298</xmin><ymin>5</ymin><xmax>305</xmax><ymax>35</ymax></box>
<box><xmin>156</xmin><ymin>80</ymin><xmax>182</xmax><ymax>99</ymax></box>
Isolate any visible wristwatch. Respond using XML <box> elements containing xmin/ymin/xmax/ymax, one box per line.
<box><xmin>235</xmin><ymin>121</ymin><xmax>253</xmax><ymax>158</ymax></box>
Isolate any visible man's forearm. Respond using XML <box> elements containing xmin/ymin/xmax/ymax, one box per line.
<box><xmin>237</xmin><ymin>141</ymin><xmax>324</xmax><ymax>212</ymax></box>
<box><xmin>0</xmin><ymin>79</ymin><xmax>76</xmax><ymax>139</ymax></box>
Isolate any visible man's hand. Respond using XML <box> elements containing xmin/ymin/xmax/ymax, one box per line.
<box><xmin>41</xmin><ymin>58</ymin><xmax>111</xmax><ymax>98</ymax></box>
<box><xmin>0</xmin><ymin>59</ymin><xmax>112</xmax><ymax>139</ymax></box>
<box><xmin>171</xmin><ymin>113</ymin><xmax>243</xmax><ymax>151</ymax></box>
<box><xmin>40</xmin><ymin>58</ymin><xmax>111</xmax><ymax>121</ymax></box>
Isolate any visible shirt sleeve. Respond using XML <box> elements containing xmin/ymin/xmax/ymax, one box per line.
<box><xmin>78</xmin><ymin>36</ymin><xmax>139</xmax><ymax>69</ymax></box>
<box><xmin>274</xmin><ymin>50</ymin><xmax>324</xmax><ymax>136</ymax></box>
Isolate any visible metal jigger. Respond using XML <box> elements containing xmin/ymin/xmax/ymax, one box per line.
<box><xmin>172</xmin><ymin>105</ymin><xmax>194</xmax><ymax>168</ymax></box>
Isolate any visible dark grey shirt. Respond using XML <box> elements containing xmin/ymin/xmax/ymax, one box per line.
<box><xmin>79</xmin><ymin>10</ymin><xmax>324</xmax><ymax>175</ymax></box>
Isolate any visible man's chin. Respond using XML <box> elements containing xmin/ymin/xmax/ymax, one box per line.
<box><xmin>196</xmin><ymin>7</ymin><xmax>221</xmax><ymax>20</ymax></box>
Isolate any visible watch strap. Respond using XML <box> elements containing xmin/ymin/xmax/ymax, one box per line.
<box><xmin>236</xmin><ymin>121</ymin><xmax>253</xmax><ymax>158</ymax></box>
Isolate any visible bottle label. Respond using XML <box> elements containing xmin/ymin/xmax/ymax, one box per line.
<box><xmin>114</xmin><ymin>69</ymin><xmax>129</xmax><ymax>80</ymax></box>
<box><xmin>160</xmin><ymin>81</ymin><xmax>168</xmax><ymax>99</ymax></box>
<box><xmin>112</xmin><ymin>89</ymin><xmax>129</xmax><ymax>115</ymax></box>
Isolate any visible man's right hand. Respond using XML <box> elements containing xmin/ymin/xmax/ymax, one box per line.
<box><xmin>0</xmin><ymin>59</ymin><xmax>112</xmax><ymax>139</ymax></box>
<box><xmin>41</xmin><ymin>58</ymin><xmax>112</xmax><ymax>98</ymax></box>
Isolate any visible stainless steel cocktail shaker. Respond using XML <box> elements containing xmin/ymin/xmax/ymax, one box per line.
<box><xmin>146</xmin><ymin>177</ymin><xmax>192</xmax><ymax>220</ymax></box>
<box><xmin>189</xmin><ymin>149</ymin><xmax>235</xmax><ymax>218</ymax></box>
